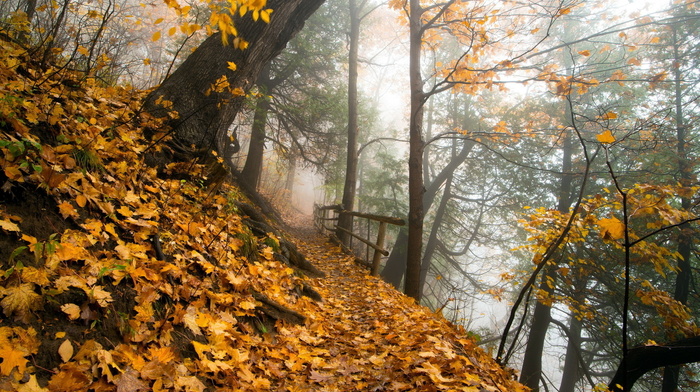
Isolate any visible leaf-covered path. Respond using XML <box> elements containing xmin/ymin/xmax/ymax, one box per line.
<box><xmin>279</xmin><ymin>225</ymin><xmax>525</xmax><ymax>391</ymax></box>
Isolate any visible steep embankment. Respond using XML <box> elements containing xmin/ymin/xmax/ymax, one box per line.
<box><xmin>0</xmin><ymin>37</ymin><xmax>524</xmax><ymax>391</ymax></box>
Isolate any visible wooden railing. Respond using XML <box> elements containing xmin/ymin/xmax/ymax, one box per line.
<box><xmin>314</xmin><ymin>204</ymin><xmax>405</xmax><ymax>276</ymax></box>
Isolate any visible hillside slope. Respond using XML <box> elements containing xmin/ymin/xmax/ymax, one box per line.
<box><xmin>0</xmin><ymin>36</ymin><xmax>524</xmax><ymax>391</ymax></box>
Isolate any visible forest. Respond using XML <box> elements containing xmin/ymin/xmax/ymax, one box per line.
<box><xmin>0</xmin><ymin>0</ymin><xmax>699</xmax><ymax>391</ymax></box>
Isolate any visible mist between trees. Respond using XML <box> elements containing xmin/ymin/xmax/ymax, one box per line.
<box><xmin>2</xmin><ymin>0</ymin><xmax>700</xmax><ymax>390</ymax></box>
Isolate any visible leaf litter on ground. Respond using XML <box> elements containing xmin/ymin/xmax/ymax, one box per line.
<box><xmin>0</xmin><ymin>34</ymin><xmax>524</xmax><ymax>391</ymax></box>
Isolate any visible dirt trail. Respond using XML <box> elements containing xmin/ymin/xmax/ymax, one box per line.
<box><xmin>277</xmin><ymin>224</ymin><xmax>524</xmax><ymax>392</ymax></box>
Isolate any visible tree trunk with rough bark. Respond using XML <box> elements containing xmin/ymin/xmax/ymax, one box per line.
<box><xmin>241</xmin><ymin>65</ymin><xmax>274</xmax><ymax>190</ymax></box>
<box><xmin>142</xmin><ymin>0</ymin><xmax>325</xmax><ymax>167</ymax></box>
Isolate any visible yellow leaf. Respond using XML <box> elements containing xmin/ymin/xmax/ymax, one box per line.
<box><xmin>238</xmin><ymin>300</ymin><xmax>257</xmax><ymax>310</ymax></box>
<box><xmin>61</xmin><ymin>304</ymin><xmax>81</xmax><ymax>320</ymax></box>
<box><xmin>599</xmin><ymin>216</ymin><xmax>625</xmax><ymax>240</ymax></box>
<box><xmin>1</xmin><ymin>283</ymin><xmax>42</xmax><ymax>323</ymax></box>
<box><xmin>578</xmin><ymin>50</ymin><xmax>590</xmax><ymax>56</ymax></box>
<box><xmin>88</xmin><ymin>285</ymin><xmax>113</xmax><ymax>307</ymax></box>
<box><xmin>596</xmin><ymin>130</ymin><xmax>616</xmax><ymax>144</ymax></box>
<box><xmin>183</xmin><ymin>306</ymin><xmax>202</xmax><ymax>335</ymax></box>
<box><xmin>0</xmin><ymin>346</ymin><xmax>30</xmax><ymax>376</ymax></box>
<box><xmin>16</xmin><ymin>374</ymin><xmax>48</xmax><ymax>392</ymax></box>
<box><xmin>143</xmin><ymin>58</ymin><xmax>151</xmax><ymax>65</ymax></box>
<box><xmin>602</xmin><ymin>111</ymin><xmax>618</xmax><ymax>120</ymax></box>
<box><xmin>154</xmin><ymin>17</ymin><xmax>164</xmax><ymax>24</ymax></box>
<box><xmin>0</xmin><ymin>218</ymin><xmax>20</xmax><ymax>232</ymax></box>
<box><xmin>58</xmin><ymin>339</ymin><xmax>74</xmax><ymax>362</ymax></box>
<box><xmin>58</xmin><ymin>201</ymin><xmax>79</xmax><ymax>219</ymax></box>
<box><xmin>76</xmin><ymin>195</ymin><xmax>87</xmax><ymax>208</ymax></box>
<box><xmin>227</xmin><ymin>61</ymin><xmax>237</xmax><ymax>71</ymax></box>
<box><xmin>116</xmin><ymin>205</ymin><xmax>133</xmax><ymax>217</ymax></box>
<box><xmin>4</xmin><ymin>166</ymin><xmax>23</xmax><ymax>181</ymax></box>
<box><xmin>261</xmin><ymin>9</ymin><xmax>272</xmax><ymax>23</ymax></box>
<box><xmin>152</xmin><ymin>31</ymin><xmax>161</xmax><ymax>41</ymax></box>
<box><xmin>168</xmin><ymin>26</ymin><xmax>177</xmax><ymax>36</ymax></box>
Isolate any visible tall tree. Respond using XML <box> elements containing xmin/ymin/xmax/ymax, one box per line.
<box><xmin>143</xmin><ymin>0</ymin><xmax>326</xmax><ymax>169</ymax></box>
<box><xmin>337</xmin><ymin>0</ymin><xmax>381</xmax><ymax>245</ymax></box>
<box><xmin>336</xmin><ymin>0</ymin><xmax>362</xmax><ymax>244</ymax></box>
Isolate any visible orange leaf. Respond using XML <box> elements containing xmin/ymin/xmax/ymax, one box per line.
<box><xmin>599</xmin><ymin>216</ymin><xmax>625</xmax><ymax>240</ymax></box>
<box><xmin>0</xmin><ymin>346</ymin><xmax>30</xmax><ymax>375</ymax></box>
<box><xmin>75</xmin><ymin>195</ymin><xmax>87</xmax><ymax>208</ymax></box>
<box><xmin>596</xmin><ymin>130</ymin><xmax>616</xmax><ymax>144</ymax></box>
<box><xmin>601</xmin><ymin>111</ymin><xmax>618</xmax><ymax>120</ymax></box>
<box><xmin>57</xmin><ymin>201</ymin><xmax>79</xmax><ymax>219</ymax></box>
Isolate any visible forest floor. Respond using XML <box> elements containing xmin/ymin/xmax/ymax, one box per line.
<box><xmin>259</xmin><ymin>220</ymin><xmax>524</xmax><ymax>391</ymax></box>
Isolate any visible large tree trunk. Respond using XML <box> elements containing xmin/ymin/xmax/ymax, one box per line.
<box><xmin>143</xmin><ymin>0</ymin><xmax>325</xmax><ymax>165</ymax></box>
<box><xmin>336</xmin><ymin>0</ymin><xmax>361</xmax><ymax>246</ymax></box>
<box><xmin>241</xmin><ymin>65</ymin><xmax>273</xmax><ymax>190</ymax></box>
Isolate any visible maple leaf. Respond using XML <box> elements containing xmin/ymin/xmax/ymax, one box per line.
<box><xmin>1</xmin><ymin>283</ymin><xmax>42</xmax><ymax>323</ymax></box>
<box><xmin>0</xmin><ymin>346</ymin><xmax>30</xmax><ymax>376</ymax></box>
<box><xmin>183</xmin><ymin>305</ymin><xmax>202</xmax><ymax>335</ymax></box>
<box><xmin>57</xmin><ymin>201</ymin><xmax>80</xmax><ymax>219</ymax></box>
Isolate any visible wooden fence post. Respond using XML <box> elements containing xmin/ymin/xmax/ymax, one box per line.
<box><xmin>371</xmin><ymin>221</ymin><xmax>387</xmax><ymax>276</ymax></box>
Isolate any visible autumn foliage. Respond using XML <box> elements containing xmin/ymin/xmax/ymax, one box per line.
<box><xmin>0</xmin><ymin>33</ymin><xmax>524</xmax><ymax>391</ymax></box>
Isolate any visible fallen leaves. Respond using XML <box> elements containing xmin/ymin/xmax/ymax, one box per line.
<box><xmin>0</xmin><ymin>36</ymin><xmax>525</xmax><ymax>392</ymax></box>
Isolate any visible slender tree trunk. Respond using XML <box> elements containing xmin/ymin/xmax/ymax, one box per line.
<box><xmin>285</xmin><ymin>152</ymin><xmax>297</xmax><ymax>193</ymax></box>
<box><xmin>559</xmin><ymin>270</ymin><xmax>588</xmax><ymax>392</ymax></box>
<box><xmin>241</xmin><ymin>65</ymin><xmax>273</xmax><ymax>190</ymax></box>
<box><xmin>381</xmin><ymin>139</ymin><xmax>474</xmax><ymax>289</ymax></box>
<box><xmin>404</xmin><ymin>0</ymin><xmax>426</xmax><ymax>301</ymax></box>
<box><xmin>559</xmin><ymin>314</ymin><xmax>583</xmax><ymax>392</ymax></box>
<box><xmin>520</xmin><ymin>112</ymin><xmax>573</xmax><ymax>392</ymax></box>
<box><xmin>336</xmin><ymin>0</ymin><xmax>361</xmax><ymax>245</ymax></box>
<box><xmin>419</xmin><ymin>173</ymin><xmax>451</xmax><ymax>298</ymax></box>
<box><xmin>662</xmin><ymin>25</ymin><xmax>693</xmax><ymax>392</ymax></box>
<box><xmin>143</xmin><ymin>0</ymin><xmax>325</xmax><ymax>166</ymax></box>
<box><xmin>40</xmin><ymin>0</ymin><xmax>70</xmax><ymax>66</ymax></box>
